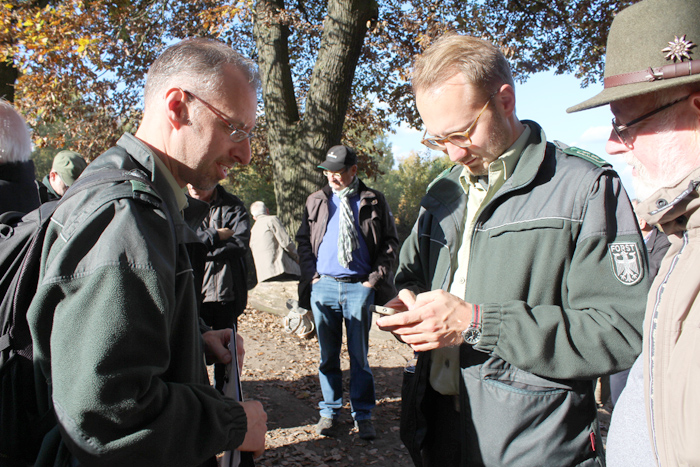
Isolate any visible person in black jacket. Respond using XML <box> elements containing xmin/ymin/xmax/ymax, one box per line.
<box><xmin>188</xmin><ymin>183</ymin><xmax>251</xmax><ymax>392</ymax></box>
<box><xmin>0</xmin><ymin>99</ymin><xmax>40</xmax><ymax>214</ymax></box>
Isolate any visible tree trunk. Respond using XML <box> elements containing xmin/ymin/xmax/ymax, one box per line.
<box><xmin>254</xmin><ymin>0</ymin><xmax>378</xmax><ymax>236</ymax></box>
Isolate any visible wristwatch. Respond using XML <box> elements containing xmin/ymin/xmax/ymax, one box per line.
<box><xmin>461</xmin><ymin>304</ymin><xmax>482</xmax><ymax>345</ymax></box>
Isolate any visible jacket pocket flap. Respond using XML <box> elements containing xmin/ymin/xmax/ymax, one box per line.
<box><xmin>485</xmin><ymin>218</ymin><xmax>565</xmax><ymax>238</ymax></box>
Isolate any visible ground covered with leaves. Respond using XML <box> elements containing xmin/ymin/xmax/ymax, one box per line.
<box><xmin>232</xmin><ymin>306</ymin><xmax>415</xmax><ymax>466</ymax></box>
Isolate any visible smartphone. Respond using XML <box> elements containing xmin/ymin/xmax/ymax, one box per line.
<box><xmin>370</xmin><ymin>305</ymin><xmax>398</xmax><ymax>316</ymax></box>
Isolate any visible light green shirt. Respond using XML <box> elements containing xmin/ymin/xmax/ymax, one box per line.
<box><xmin>429</xmin><ymin>126</ymin><xmax>531</xmax><ymax>395</ymax></box>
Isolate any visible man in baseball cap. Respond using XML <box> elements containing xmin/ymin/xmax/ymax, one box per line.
<box><xmin>39</xmin><ymin>149</ymin><xmax>87</xmax><ymax>202</ymax></box>
<box><xmin>317</xmin><ymin>144</ymin><xmax>357</xmax><ymax>172</ymax></box>
<box><xmin>568</xmin><ymin>0</ymin><xmax>700</xmax><ymax>465</ymax></box>
<box><xmin>297</xmin><ymin>143</ymin><xmax>398</xmax><ymax>440</ymax></box>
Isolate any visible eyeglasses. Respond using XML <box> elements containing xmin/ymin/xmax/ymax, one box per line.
<box><xmin>322</xmin><ymin>168</ymin><xmax>347</xmax><ymax>178</ymax></box>
<box><xmin>421</xmin><ymin>91</ymin><xmax>498</xmax><ymax>150</ymax></box>
<box><xmin>182</xmin><ymin>90</ymin><xmax>254</xmax><ymax>143</ymax></box>
<box><xmin>612</xmin><ymin>94</ymin><xmax>690</xmax><ymax>149</ymax></box>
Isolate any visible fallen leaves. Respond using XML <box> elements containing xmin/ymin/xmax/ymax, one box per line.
<box><xmin>215</xmin><ymin>304</ymin><xmax>414</xmax><ymax>466</ymax></box>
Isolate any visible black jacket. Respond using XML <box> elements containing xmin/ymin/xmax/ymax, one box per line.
<box><xmin>0</xmin><ymin>161</ymin><xmax>40</xmax><ymax>215</ymax></box>
<box><xmin>188</xmin><ymin>185</ymin><xmax>250</xmax><ymax>315</ymax></box>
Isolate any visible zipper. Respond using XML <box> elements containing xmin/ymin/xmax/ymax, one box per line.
<box><xmin>647</xmin><ymin>230</ymin><xmax>688</xmax><ymax>464</ymax></box>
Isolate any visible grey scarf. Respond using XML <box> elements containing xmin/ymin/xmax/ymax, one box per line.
<box><xmin>334</xmin><ymin>176</ymin><xmax>360</xmax><ymax>268</ymax></box>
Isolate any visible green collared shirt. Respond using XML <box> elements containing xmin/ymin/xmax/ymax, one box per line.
<box><xmin>430</xmin><ymin>126</ymin><xmax>531</xmax><ymax>396</ymax></box>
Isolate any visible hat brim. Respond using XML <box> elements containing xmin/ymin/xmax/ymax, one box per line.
<box><xmin>567</xmin><ymin>73</ymin><xmax>700</xmax><ymax>113</ymax></box>
<box><xmin>317</xmin><ymin>161</ymin><xmax>346</xmax><ymax>172</ymax></box>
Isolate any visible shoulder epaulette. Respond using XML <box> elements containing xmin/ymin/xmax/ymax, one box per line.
<box><xmin>426</xmin><ymin>165</ymin><xmax>458</xmax><ymax>192</ymax></box>
<box><xmin>129</xmin><ymin>179</ymin><xmax>162</xmax><ymax>207</ymax></box>
<box><xmin>556</xmin><ymin>142</ymin><xmax>612</xmax><ymax>168</ymax></box>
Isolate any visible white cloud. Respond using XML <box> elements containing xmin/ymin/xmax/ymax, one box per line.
<box><xmin>387</xmin><ymin>122</ymin><xmax>425</xmax><ymax>161</ymax></box>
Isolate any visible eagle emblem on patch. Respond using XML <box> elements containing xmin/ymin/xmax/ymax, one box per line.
<box><xmin>608</xmin><ymin>243</ymin><xmax>643</xmax><ymax>285</ymax></box>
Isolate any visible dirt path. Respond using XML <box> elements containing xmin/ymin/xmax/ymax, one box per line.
<box><xmin>236</xmin><ymin>304</ymin><xmax>414</xmax><ymax>467</ymax></box>
<box><xmin>228</xmin><ymin>282</ymin><xmax>612</xmax><ymax>466</ymax></box>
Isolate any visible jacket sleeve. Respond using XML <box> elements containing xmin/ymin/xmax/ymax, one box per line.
<box><xmin>295</xmin><ymin>202</ymin><xmax>317</xmax><ymax>282</ymax></box>
<box><xmin>271</xmin><ymin>216</ymin><xmax>299</xmax><ymax>262</ymax></box>
<box><xmin>295</xmin><ymin>202</ymin><xmax>317</xmax><ymax>310</ymax></box>
<box><xmin>394</xmin><ymin>206</ymin><xmax>432</xmax><ymax>297</ymax></box>
<box><xmin>28</xmin><ymin>198</ymin><xmax>247</xmax><ymax>466</ymax></box>
<box><xmin>367</xmin><ymin>194</ymin><xmax>399</xmax><ymax>289</ymax></box>
<box><xmin>475</xmin><ymin>171</ymin><xmax>650</xmax><ymax>379</ymax></box>
<box><xmin>201</xmin><ymin>197</ymin><xmax>250</xmax><ymax>261</ymax></box>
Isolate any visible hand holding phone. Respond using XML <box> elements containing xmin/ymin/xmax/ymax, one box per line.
<box><xmin>370</xmin><ymin>304</ymin><xmax>398</xmax><ymax>316</ymax></box>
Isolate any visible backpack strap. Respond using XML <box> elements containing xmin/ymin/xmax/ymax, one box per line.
<box><xmin>1</xmin><ymin>169</ymin><xmax>162</xmax><ymax>357</ymax></box>
<box><xmin>58</xmin><ymin>169</ymin><xmax>163</xmax><ymax>240</ymax></box>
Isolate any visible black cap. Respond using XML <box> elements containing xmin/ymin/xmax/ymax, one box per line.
<box><xmin>318</xmin><ymin>145</ymin><xmax>357</xmax><ymax>172</ymax></box>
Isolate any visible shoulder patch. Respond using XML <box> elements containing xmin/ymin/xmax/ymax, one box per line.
<box><xmin>608</xmin><ymin>242</ymin><xmax>643</xmax><ymax>285</ymax></box>
<box><xmin>426</xmin><ymin>166</ymin><xmax>457</xmax><ymax>192</ymax></box>
<box><xmin>563</xmin><ymin>146</ymin><xmax>612</xmax><ymax>168</ymax></box>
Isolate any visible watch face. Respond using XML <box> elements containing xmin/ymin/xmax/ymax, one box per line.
<box><xmin>463</xmin><ymin>328</ymin><xmax>481</xmax><ymax>345</ymax></box>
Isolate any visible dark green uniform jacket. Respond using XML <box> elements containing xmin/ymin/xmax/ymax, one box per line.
<box><xmin>27</xmin><ymin>134</ymin><xmax>248</xmax><ymax>466</ymax></box>
<box><xmin>397</xmin><ymin>121</ymin><xmax>650</xmax><ymax>467</ymax></box>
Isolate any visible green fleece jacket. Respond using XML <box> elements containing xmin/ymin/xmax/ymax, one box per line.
<box><xmin>28</xmin><ymin>134</ymin><xmax>247</xmax><ymax>466</ymax></box>
<box><xmin>397</xmin><ymin>121</ymin><xmax>650</xmax><ymax>467</ymax></box>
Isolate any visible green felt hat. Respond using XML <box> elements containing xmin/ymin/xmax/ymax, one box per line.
<box><xmin>568</xmin><ymin>0</ymin><xmax>700</xmax><ymax>113</ymax></box>
<box><xmin>52</xmin><ymin>150</ymin><xmax>87</xmax><ymax>186</ymax></box>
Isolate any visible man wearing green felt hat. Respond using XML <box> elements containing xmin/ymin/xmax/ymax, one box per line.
<box><xmin>569</xmin><ymin>0</ymin><xmax>700</xmax><ymax>465</ymax></box>
<box><xmin>39</xmin><ymin>149</ymin><xmax>87</xmax><ymax>202</ymax></box>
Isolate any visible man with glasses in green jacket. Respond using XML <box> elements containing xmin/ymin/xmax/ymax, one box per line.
<box><xmin>27</xmin><ymin>38</ymin><xmax>267</xmax><ymax>466</ymax></box>
<box><xmin>377</xmin><ymin>34</ymin><xmax>649</xmax><ymax>467</ymax></box>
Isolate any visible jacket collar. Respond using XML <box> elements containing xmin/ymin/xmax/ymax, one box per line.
<box><xmin>419</xmin><ymin>120</ymin><xmax>549</xmax><ymax>252</ymax></box>
<box><xmin>113</xmin><ymin>133</ymin><xmax>201</xmax><ymax>244</ymax></box>
<box><xmin>422</xmin><ymin>120</ymin><xmax>548</xmax><ymax>215</ymax></box>
<box><xmin>502</xmin><ymin>120</ymin><xmax>548</xmax><ymax>192</ymax></box>
<box><xmin>41</xmin><ymin>174</ymin><xmax>60</xmax><ymax>199</ymax></box>
<box><xmin>116</xmin><ymin>134</ymin><xmax>185</xmax><ymax>221</ymax></box>
<box><xmin>637</xmin><ymin>165</ymin><xmax>700</xmax><ymax>235</ymax></box>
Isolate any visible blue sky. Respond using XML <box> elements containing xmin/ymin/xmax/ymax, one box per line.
<box><xmin>387</xmin><ymin>71</ymin><xmax>636</xmax><ymax>198</ymax></box>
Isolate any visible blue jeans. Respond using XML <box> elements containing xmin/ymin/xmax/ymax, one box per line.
<box><xmin>310</xmin><ymin>276</ymin><xmax>376</xmax><ymax>421</ymax></box>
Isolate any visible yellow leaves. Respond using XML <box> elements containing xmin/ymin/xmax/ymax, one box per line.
<box><xmin>76</xmin><ymin>37</ymin><xmax>92</xmax><ymax>55</ymax></box>
<box><xmin>198</xmin><ymin>4</ymin><xmax>245</xmax><ymax>36</ymax></box>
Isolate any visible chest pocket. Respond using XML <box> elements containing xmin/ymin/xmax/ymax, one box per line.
<box><xmin>484</xmin><ymin>218</ymin><xmax>565</xmax><ymax>238</ymax></box>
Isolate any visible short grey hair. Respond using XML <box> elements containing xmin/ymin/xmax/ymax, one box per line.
<box><xmin>412</xmin><ymin>33</ymin><xmax>514</xmax><ymax>99</ymax></box>
<box><xmin>143</xmin><ymin>38</ymin><xmax>261</xmax><ymax>110</ymax></box>
<box><xmin>0</xmin><ymin>99</ymin><xmax>32</xmax><ymax>164</ymax></box>
<box><xmin>250</xmin><ymin>200</ymin><xmax>267</xmax><ymax>218</ymax></box>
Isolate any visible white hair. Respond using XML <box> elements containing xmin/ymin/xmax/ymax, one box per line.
<box><xmin>250</xmin><ymin>200</ymin><xmax>267</xmax><ymax>217</ymax></box>
<box><xmin>0</xmin><ymin>100</ymin><xmax>32</xmax><ymax>164</ymax></box>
